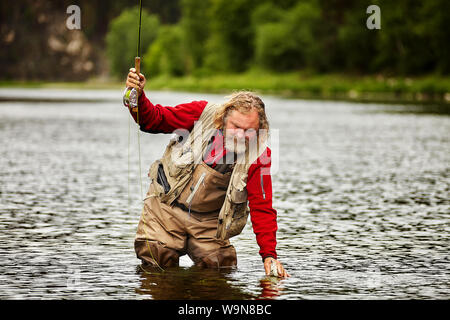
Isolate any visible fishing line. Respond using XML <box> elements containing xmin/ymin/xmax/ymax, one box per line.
<box><xmin>127</xmin><ymin>0</ymin><xmax>164</xmax><ymax>272</ymax></box>
<box><xmin>136</xmin><ymin>0</ymin><xmax>144</xmax><ymax>201</ymax></box>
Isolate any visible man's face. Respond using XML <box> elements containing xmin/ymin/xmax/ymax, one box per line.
<box><xmin>223</xmin><ymin>109</ymin><xmax>259</xmax><ymax>155</ymax></box>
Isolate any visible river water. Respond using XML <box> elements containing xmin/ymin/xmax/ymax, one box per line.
<box><xmin>0</xmin><ymin>88</ymin><xmax>448</xmax><ymax>299</ymax></box>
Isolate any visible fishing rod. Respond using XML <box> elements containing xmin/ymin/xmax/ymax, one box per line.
<box><xmin>123</xmin><ymin>0</ymin><xmax>143</xmax><ymax>114</ymax></box>
<box><xmin>124</xmin><ymin>1</ymin><xmax>164</xmax><ymax>272</ymax></box>
<box><xmin>124</xmin><ymin>0</ymin><xmax>144</xmax><ymax>201</ymax></box>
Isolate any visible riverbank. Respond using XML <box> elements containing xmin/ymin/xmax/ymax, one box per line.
<box><xmin>1</xmin><ymin>72</ymin><xmax>449</xmax><ymax>104</ymax></box>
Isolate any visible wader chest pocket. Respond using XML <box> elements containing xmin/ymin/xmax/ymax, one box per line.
<box><xmin>157</xmin><ymin>163</ymin><xmax>171</xmax><ymax>194</ymax></box>
<box><xmin>229</xmin><ymin>173</ymin><xmax>248</xmax><ymax>203</ymax></box>
<box><xmin>176</xmin><ymin>162</ymin><xmax>230</xmax><ymax>213</ymax></box>
<box><xmin>230</xmin><ymin>188</ymin><xmax>247</xmax><ymax>203</ymax></box>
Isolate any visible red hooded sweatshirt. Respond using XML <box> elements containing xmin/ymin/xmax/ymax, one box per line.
<box><xmin>129</xmin><ymin>91</ymin><xmax>278</xmax><ymax>260</ymax></box>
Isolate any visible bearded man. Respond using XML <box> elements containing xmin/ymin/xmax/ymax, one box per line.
<box><xmin>125</xmin><ymin>68</ymin><xmax>289</xmax><ymax>277</ymax></box>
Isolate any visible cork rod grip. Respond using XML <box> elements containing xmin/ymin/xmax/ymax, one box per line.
<box><xmin>131</xmin><ymin>57</ymin><xmax>141</xmax><ymax>112</ymax></box>
<box><xmin>135</xmin><ymin>57</ymin><xmax>141</xmax><ymax>76</ymax></box>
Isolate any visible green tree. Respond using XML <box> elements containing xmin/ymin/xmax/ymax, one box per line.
<box><xmin>372</xmin><ymin>0</ymin><xmax>449</xmax><ymax>75</ymax></box>
<box><xmin>250</xmin><ymin>2</ymin><xmax>284</xmax><ymax>26</ymax></box>
<box><xmin>336</xmin><ymin>0</ymin><xmax>379</xmax><ymax>73</ymax></box>
<box><xmin>254</xmin><ymin>0</ymin><xmax>321</xmax><ymax>71</ymax></box>
<box><xmin>418</xmin><ymin>0</ymin><xmax>450</xmax><ymax>73</ymax></box>
<box><xmin>179</xmin><ymin>0</ymin><xmax>212</xmax><ymax>72</ymax></box>
<box><xmin>204</xmin><ymin>0</ymin><xmax>259</xmax><ymax>73</ymax></box>
<box><xmin>144</xmin><ymin>25</ymin><xmax>187</xmax><ymax>76</ymax></box>
<box><xmin>106</xmin><ymin>7</ymin><xmax>160</xmax><ymax>78</ymax></box>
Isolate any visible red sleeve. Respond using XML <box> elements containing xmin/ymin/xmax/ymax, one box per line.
<box><xmin>129</xmin><ymin>90</ymin><xmax>208</xmax><ymax>133</ymax></box>
<box><xmin>247</xmin><ymin>147</ymin><xmax>278</xmax><ymax>260</ymax></box>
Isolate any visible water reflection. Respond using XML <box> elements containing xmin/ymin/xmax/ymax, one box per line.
<box><xmin>136</xmin><ymin>264</ymin><xmax>287</xmax><ymax>300</ymax></box>
<box><xmin>136</xmin><ymin>265</ymin><xmax>255</xmax><ymax>300</ymax></box>
<box><xmin>259</xmin><ymin>277</ymin><xmax>283</xmax><ymax>299</ymax></box>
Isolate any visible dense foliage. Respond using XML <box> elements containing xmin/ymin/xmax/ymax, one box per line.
<box><xmin>106</xmin><ymin>7</ymin><xmax>160</xmax><ymax>77</ymax></box>
<box><xmin>1</xmin><ymin>0</ymin><xmax>448</xmax><ymax>81</ymax></box>
<box><xmin>204</xmin><ymin>0</ymin><xmax>448</xmax><ymax>75</ymax></box>
<box><xmin>104</xmin><ymin>0</ymin><xmax>450</xmax><ymax>77</ymax></box>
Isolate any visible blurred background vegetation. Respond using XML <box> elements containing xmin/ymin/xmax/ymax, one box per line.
<box><xmin>1</xmin><ymin>0</ymin><xmax>449</xmax><ymax>102</ymax></box>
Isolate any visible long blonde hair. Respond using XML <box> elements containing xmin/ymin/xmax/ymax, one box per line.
<box><xmin>213</xmin><ymin>91</ymin><xmax>269</xmax><ymax>132</ymax></box>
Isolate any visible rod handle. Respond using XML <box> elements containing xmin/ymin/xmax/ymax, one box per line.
<box><xmin>131</xmin><ymin>57</ymin><xmax>141</xmax><ymax>112</ymax></box>
<box><xmin>135</xmin><ymin>57</ymin><xmax>141</xmax><ymax>76</ymax></box>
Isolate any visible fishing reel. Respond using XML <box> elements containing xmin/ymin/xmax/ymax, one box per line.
<box><xmin>123</xmin><ymin>87</ymin><xmax>138</xmax><ymax>110</ymax></box>
<box><xmin>123</xmin><ymin>56</ymin><xmax>141</xmax><ymax>111</ymax></box>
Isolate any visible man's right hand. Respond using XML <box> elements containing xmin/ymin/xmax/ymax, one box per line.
<box><xmin>264</xmin><ymin>257</ymin><xmax>290</xmax><ymax>278</ymax></box>
<box><xmin>126</xmin><ymin>68</ymin><xmax>146</xmax><ymax>97</ymax></box>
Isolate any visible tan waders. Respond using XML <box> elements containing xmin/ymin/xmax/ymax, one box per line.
<box><xmin>134</xmin><ymin>164</ymin><xmax>237</xmax><ymax>268</ymax></box>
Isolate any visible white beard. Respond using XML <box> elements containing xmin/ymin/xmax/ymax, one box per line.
<box><xmin>224</xmin><ymin>134</ymin><xmax>248</xmax><ymax>155</ymax></box>
<box><xmin>222</xmin><ymin>128</ymin><xmax>263</xmax><ymax>165</ymax></box>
